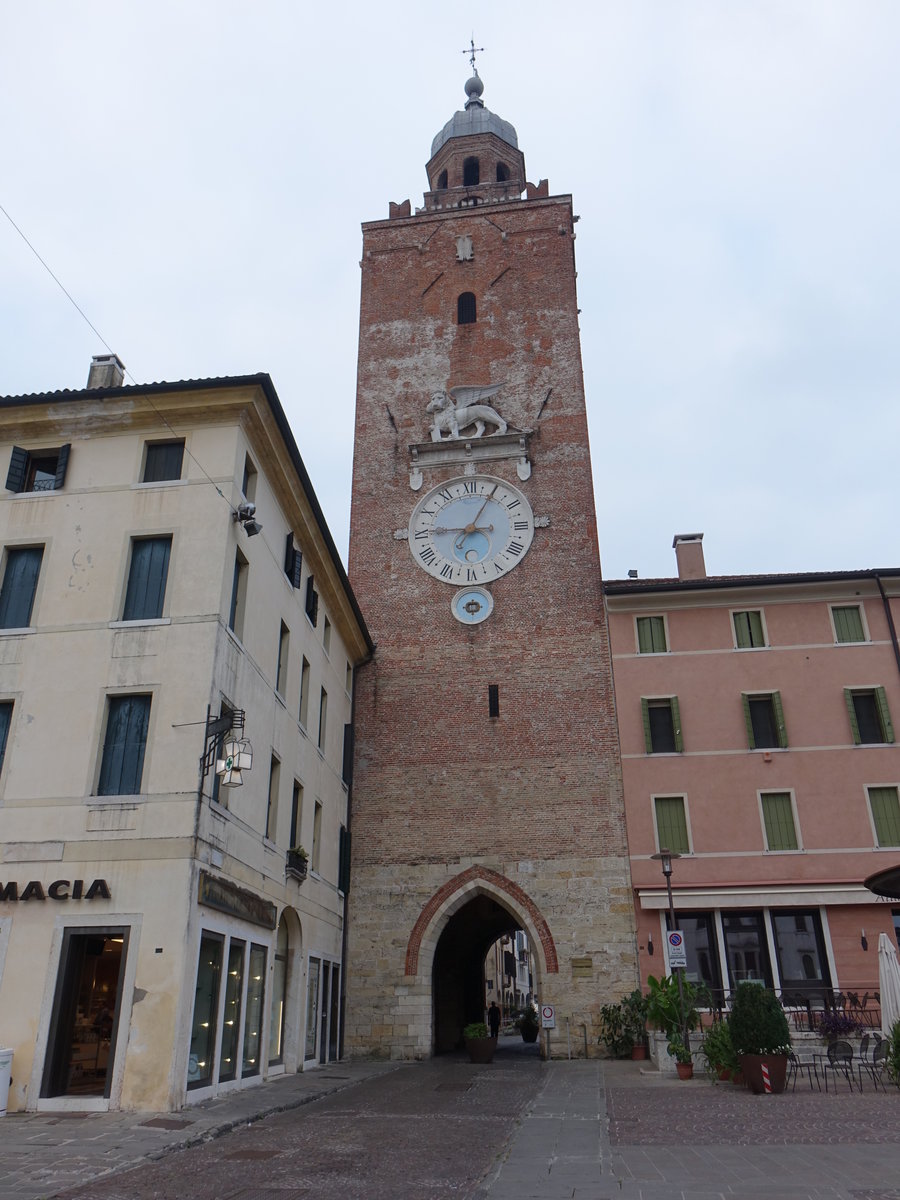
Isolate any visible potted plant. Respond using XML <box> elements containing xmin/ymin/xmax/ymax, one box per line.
<box><xmin>815</xmin><ymin>1009</ymin><xmax>862</xmax><ymax>1044</ymax></box>
<box><xmin>887</xmin><ymin>1019</ymin><xmax>900</xmax><ymax>1085</ymax></box>
<box><xmin>463</xmin><ymin>1021</ymin><xmax>496</xmax><ymax>1063</ymax></box>
<box><xmin>598</xmin><ymin>998</ymin><xmax>634</xmax><ymax>1058</ymax></box>
<box><xmin>518</xmin><ymin>1005</ymin><xmax>540</xmax><ymax>1044</ymax></box>
<box><xmin>666</xmin><ymin>1034</ymin><xmax>694</xmax><ymax>1079</ymax></box>
<box><xmin>700</xmin><ymin>1017</ymin><xmax>740</xmax><ymax>1082</ymax></box>
<box><xmin>623</xmin><ymin>989</ymin><xmax>649</xmax><ymax>1059</ymax></box>
<box><xmin>728</xmin><ymin>982</ymin><xmax>791</xmax><ymax>1094</ymax></box>
<box><xmin>646</xmin><ymin>973</ymin><xmax>705</xmax><ymax>1073</ymax></box>
<box><xmin>286</xmin><ymin>845</ymin><xmax>309</xmax><ymax>881</ymax></box>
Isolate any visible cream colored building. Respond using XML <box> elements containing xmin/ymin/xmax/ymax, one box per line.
<box><xmin>0</xmin><ymin>356</ymin><xmax>372</xmax><ymax>1113</ymax></box>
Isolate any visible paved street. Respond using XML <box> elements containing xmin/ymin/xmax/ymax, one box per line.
<box><xmin>2</xmin><ymin>1039</ymin><xmax>900</xmax><ymax>1200</ymax></box>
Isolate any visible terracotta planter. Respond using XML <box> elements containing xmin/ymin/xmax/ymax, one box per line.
<box><xmin>631</xmin><ymin>1044</ymin><xmax>648</xmax><ymax>1061</ymax></box>
<box><xmin>738</xmin><ymin>1053</ymin><xmax>788</xmax><ymax>1095</ymax></box>
<box><xmin>731</xmin><ymin>1070</ymin><xmax>745</xmax><ymax>1087</ymax></box>
<box><xmin>465</xmin><ymin>1036</ymin><xmax>496</xmax><ymax>1064</ymax></box>
<box><xmin>716</xmin><ymin>1065</ymin><xmax>731</xmax><ymax>1081</ymax></box>
<box><xmin>675</xmin><ymin>1061</ymin><xmax>693</xmax><ymax>1080</ymax></box>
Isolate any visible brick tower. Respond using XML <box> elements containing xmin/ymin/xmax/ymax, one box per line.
<box><xmin>345</xmin><ymin>70</ymin><xmax>636</xmax><ymax>1058</ymax></box>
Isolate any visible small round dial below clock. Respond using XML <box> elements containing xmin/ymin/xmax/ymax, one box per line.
<box><xmin>408</xmin><ymin>475</ymin><xmax>535</xmax><ymax>585</ymax></box>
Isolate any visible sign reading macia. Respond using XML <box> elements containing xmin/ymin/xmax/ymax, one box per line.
<box><xmin>0</xmin><ymin>879</ymin><xmax>112</xmax><ymax>902</ymax></box>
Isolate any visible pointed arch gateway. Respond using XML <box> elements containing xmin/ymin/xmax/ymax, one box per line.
<box><xmin>405</xmin><ymin>866</ymin><xmax>558</xmax><ymax>1054</ymax></box>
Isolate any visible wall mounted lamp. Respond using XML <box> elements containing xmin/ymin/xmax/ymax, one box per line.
<box><xmin>861</xmin><ymin>929</ymin><xmax>868</xmax><ymax>951</ymax></box>
<box><xmin>647</xmin><ymin>932</ymin><xmax>654</xmax><ymax>956</ymax></box>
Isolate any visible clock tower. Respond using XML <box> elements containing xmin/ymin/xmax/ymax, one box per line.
<box><xmin>345</xmin><ymin>70</ymin><xmax>637</xmax><ymax>1058</ymax></box>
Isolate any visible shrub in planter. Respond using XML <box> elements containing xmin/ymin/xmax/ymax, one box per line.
<box><xmin>700</xmin><ymin>1017</ymin><xmax>739</xmax><ymax>1082</ymax></box>
<box><xmin>815</xmin><ymin>1009</ymin><xmax>863</xmax><ymax>1043</ymax></box>
<box><xmin>518</xmin><ymin>1006</ymin><xmax>540</xmax><ymax>1043</ymax></box>
<box><xmin>887</xmin><ymin>1019</ymin><xmax>900</xmax><ymax>1085</ymax></box>
<box><xmin>728</xmin><ymin>983</ymin><xmax>791</xmax><ymax>1094</ymax></box>
<box><xmin>463</xmin><ymin>1021</ymin><xmax>496</xmax><ymax>1063</ymax></box>
<box><xmin>599</xmin><ymin>1000</ymin><xmax>634</xmax><ymax>1058</ymax></box>
<box><xmin>666</xmin><ymin>1035</ymin><xmax>694</xmax><ymax>1078</ymax></box>
<box><xmin>646</xmin><ymin>974</ymin><xmax>706</xmax><ymax>1046</ymax></box>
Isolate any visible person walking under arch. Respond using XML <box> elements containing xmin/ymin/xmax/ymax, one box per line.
<box><xmin>488</xmin><ymin>1001</ymin><xmax>501</xmax><ymax>1039</ymax></box>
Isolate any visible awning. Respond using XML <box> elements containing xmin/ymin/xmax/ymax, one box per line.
<box><xmin>863</xmin><ymin>864</ymin><xmax>900</xmax><ymax>901</ymax></box>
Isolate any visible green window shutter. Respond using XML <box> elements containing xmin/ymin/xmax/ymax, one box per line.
<box><xmin>5</xmin><ymin>447</ymin><xmax>28</xmax><ymax>493</ymax></box>
<box><xmin>833</xmin><ymin>605</ymin><xmax>864</xmax><ymax>643</ymax></box>
<box><xmin>748</xmin><ymin>611</ymin><xmax>764</xmax><ymax>646</ymax></box>
<box><xmin>641</xmin><ymin>698</ymin><xmax>652</xmax><ymax>754</ymax></box>
<box><xmin>637</xmin><ymin>615</ymin><xmax>667</xmax><ymax>654</ymax></box>
<box><xmin>875</xmin><ymin>686</ymin><xmax>895</xmax><ymax>743</ymax></box>
<box><xmin>654</xmin><ymin>797</ymin><xmax>690</xmax><ymax>854</ymax></box>
<box><xmin>670</xmin><ymin>695</ymin><xmax>683</xmax><ymax>752</ymax></box>
<box><xmin>761</xmin><ymin>792</ymin><xmax>798</xmax><ymax>850</ymax></box>
<box><xmin>772</xmin><ymin>691</ymin><xmax>788</xmax><ymax>748</ymax></box>
<box><xmin>845</xmin><ymin>689</ymin><xmax>861</xmax><ymax>744</ymax></box>
<box><xmin>869</xmin><ymin>787</ymin><xmax>900</xmax><ymax>847</ymax></box>
<box><xmin>742</xmin><ymin>693</ymin><xmax>756</xmax><ymax>749</ymax></box>
<box><xmin>735</xmin><ymin>610</ymin><xmax>764</xmax><ymax>648</ymax></box>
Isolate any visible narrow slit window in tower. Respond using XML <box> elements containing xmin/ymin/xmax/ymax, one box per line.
<box><xmin>457</xmin><ymin>292</ymin><xmax>476</xmax><ymax>325</ymax></box>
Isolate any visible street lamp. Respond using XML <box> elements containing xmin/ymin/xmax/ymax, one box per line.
<box><xmin>650</xmin><ymin>848</ymin><xmax>689</xmax><ymax>1054</ymax></box>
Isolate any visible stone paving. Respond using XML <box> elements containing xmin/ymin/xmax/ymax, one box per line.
<box><xmin>2</xmin><ymin>1043</ymin><xmax>900</xmax><ymax>1200</ymax></box>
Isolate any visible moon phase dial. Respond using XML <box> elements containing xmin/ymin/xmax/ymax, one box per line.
<box><xmin>408</xmin><ymin>475</ymin><xmax>535</xmax><ymax>586</ymax></box>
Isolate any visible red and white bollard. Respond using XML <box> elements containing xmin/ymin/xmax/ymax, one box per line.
<box><xmin>760</xmin><ymin>1061</ymin><xmax>772</xmax><ymax>1093</ymax></box>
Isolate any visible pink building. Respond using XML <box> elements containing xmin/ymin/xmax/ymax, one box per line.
<box><xmin>605</xmin><ymin>534</ymin><xmax>900</xmax><ymax>1012</ymax></box>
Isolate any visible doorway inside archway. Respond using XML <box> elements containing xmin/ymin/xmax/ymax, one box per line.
<box><xmin>432</xmin><ymin>893</ymin><xmax>534</xmax><ymax>1053</ymax></box>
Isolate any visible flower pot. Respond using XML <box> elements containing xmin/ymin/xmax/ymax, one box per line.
<box><xmin>716</xmin><ymin>1065</ymin><xmax>731</xmax><ymax>1081</ymax></box>
<box><xmin>631</xmin><ymin>1044</ymin><xmax>648</xmax><ymax>1061</ymax></box>
<box><xmin>731</xmin><ymin>1070</ymin><xmax>745</xmax><ymax>1087</ymax></box>
<box><xmin>521</xmin><ymin>1028</ymin><xmax>539</xmax><ymax>1044</ymax></box>
<box><xmin>465</xmin><ymin>1036</ymin><xmax>496</xmax><ymax>1064</ymax></box>
<box><xmin>738</xmin><ymin>1053</ymin><xmax>788</xmax><ymax>1095</ymax></box>
<box><xmin>675</xmin><ymin>1061</ymin><xmax>693</xmax><ymax>1080</ymax></box>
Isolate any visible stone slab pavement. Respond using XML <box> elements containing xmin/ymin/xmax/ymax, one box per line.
<box><xmin>2</xmin><ymin>1041</ymin><xmax>900</xmax><ymax>1200</ymax></box>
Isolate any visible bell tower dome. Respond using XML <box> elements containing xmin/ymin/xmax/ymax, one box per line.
<box><xmin>424</xmin><ymin>74</ymin><xmax>527</xmax><ymax>209</ymax></box>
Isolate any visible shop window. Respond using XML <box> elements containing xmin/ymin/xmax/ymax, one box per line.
<box><xmin>122</xmin><ymin>536</ymin><xmax>171</xmax><ymax>621</ymax></box>
<box><xmin>641</xmin><ymin>696</ymin><xmax>682</xmax><ymax>753</ymax></box>
<box><xmin>268</xmin><ymin>917</ymin><xmax>288</xmax><ymax>1066</ymax></box>
<box><xmin>6</xmin><ymin>444</ymin><xmax>70</xmax><ymax>493</ymax></box>
<box><xmin>653</xmin><ymin>795</ymin><xmax>690</xmax><ymax>854</ymax></box>
<box><xmin>845</xmin><ymin>687</ymin><xmax>894</xmax><ymax>745</ymax></box>
<box><xmin>771</xmin><ymin>910</ymin><xmax>830</xmax><ymax>999</ymax></box>
<box><xmin>742</xmin><ymin>691</ymin><xmax>788</xmax><ymax>750</ymax></box>
<box><xmin>636</xmin><ymin>614</ymin><xmax>667</xmax><ymax>653</ymax></box>
<box><xmin>187</xmin><ymin>932</ymin><xmax>223</xmax><ymax>1089</ymax></box>
<box><xmin>664</xmin><ymin>912</ymin><xmax>721</xmax><ymax>990</ymax></box>
<box><xmin>721</xmin><ymin>911</ymin><xmax>772</xmax><ymax>988</ymax></box>
<box><xmin>229</xmin><ymin>550</ymin><xmax>248</xmax><ymax>639</ymax></box>
<box><xmin>0</xmin><ymin>545</ymin><xmax>43</xmax><ymax>629</ymax></box>
<box><xmin>832</xmin><ymin>604</ymin><xmax>866</xmax><ymax>644</ymax></box>
<box><xmin>868</xmin><ymin>785</ymin><xmax>900</xmax><ymax>847</ymax></box>
<box><xmin>242</xmin><ymin>944</ymin><xmax>267</xmax><ymax>1077</ymax></box>
<box><xmin>97</xmin><ymin>694</ymin><xmax>150</xmax><ymax>796</ymax></box>
<box><xmin>457</xmin><ymin>291</ymin><xmax>477</xmax><ymax>324</ymax></box>
<box><xmin>218</xmin><ymin>940</ymin><xmax>245</xmax><ymax>1084</ymax></box>
<box><xmin>733</xmin><ymin>609</ymin><xmax>766</xmax><ymax>649</ymax></box>
<box><xmin>142</xmin><ymin>440</ymin><xmax>184</xmax><ymax>483</ymax></box>
<box><xmin>761</xmin><ymin>791</ymin><xmax>799</xmax><ymax>850</ymax></box>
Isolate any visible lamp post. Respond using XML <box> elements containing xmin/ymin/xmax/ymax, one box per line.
<box><xmin>651</xmin><ymin>848</ymin><xmax>689</xmax><ymax>1055</ymax></box>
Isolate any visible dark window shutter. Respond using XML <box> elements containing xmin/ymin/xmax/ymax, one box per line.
<box><xmin>143</xmin><ymin>441</ymin><xmax>184</xmax><ymax>483</ymax></box>
<box><xmin>53</xmin><ymin>444</ymin><xmax>71</xmax><ymax>489</ymax></box>
<box><xmin>98</xmin><ymin>694</ymin><xmax>150</xmax><ymax>795</ymax></box>
<box><xmin>0</xmin><ymin>701</ymin><xmax>12</xmax><ymax>775</ymax></box>
<box><xmin>6</xmin><ymin>447</ymin><xmax>28</xmax><ymax>493</ymax></box>
<box><xmin>123</xmin><ymin>537</ymin><xmax>171</xmax><ymax>620</ymax></box>
<box><xmin>0</xmin><ymin>546</ymin><xmax>43</xmax><ymax>628</ymax></box>
<box><xmin>305</xmin><ymin>576</ymin><xmax>318</xmax><ymax>626</ymax></box>
<box><xmin>488</xmin><ymin>684</ymin><xmax>500</xmax><ymax>718</ymax></box>
<box><xmin>338</xmin><ymin>824</ymin><xmax>351</xmax><ymax>894</ymax></box>
<box><xmin>284</xmin><ymin>533</ymin><xmax>294</xmax><ymax>577</ymax></box>
<box><xmin>291</xmin><ymin>549</ymin><xmax>303</xmax><ymax>589</ymax></box>
<box><xmin>342</xmin><ymin>723</ymin><xmax>353</xmax><ymax>786</ymax></box>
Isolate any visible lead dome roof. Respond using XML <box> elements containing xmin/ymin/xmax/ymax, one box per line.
<box><xmin>430</xmin><ymin>74</ymin><xmax>519</xmax><ymax>157</ymax></box>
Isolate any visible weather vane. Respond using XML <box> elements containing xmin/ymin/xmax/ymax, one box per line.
<box><xmin>461</xmin><ymin>36</ymin><xmax>484</xmax><ymax>75</ymax></box>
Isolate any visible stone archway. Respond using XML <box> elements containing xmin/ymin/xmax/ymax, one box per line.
<box><xmin>404</xmin><ymin>866</ymin><xmax>558</xmax><ymax>1054</ymax></box>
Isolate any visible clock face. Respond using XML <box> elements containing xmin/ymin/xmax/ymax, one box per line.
<box><xmin>408</xmin><ymin>475</ymin><xmax>535</xmax><ymax>585</ymax></box>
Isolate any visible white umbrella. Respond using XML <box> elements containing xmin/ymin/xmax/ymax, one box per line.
<box><xmin>878</xmin><ymin>932</ymin><xmax>900</xmax><ymax>1038</ymax></box>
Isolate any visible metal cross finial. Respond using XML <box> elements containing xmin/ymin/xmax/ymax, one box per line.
<box><xmin>461</xmin><ymin>37</ymin><xmax>484</xmax><ymax>75</ymax></box>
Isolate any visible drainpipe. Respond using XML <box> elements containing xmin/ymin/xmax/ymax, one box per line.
<box><xmin>875</xmin><ymin>575</ymin><xmax>900</xmax><ymax>679</ymax></box>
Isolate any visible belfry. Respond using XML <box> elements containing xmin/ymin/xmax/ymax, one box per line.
<box><xmin>345</xmin><ymin>68</ymin><xmax>638</xmax><ymax>1057</ymax></box>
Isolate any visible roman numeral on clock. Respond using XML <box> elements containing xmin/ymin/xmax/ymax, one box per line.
<box><xmin>419</xmin><ymin>547</ymin><xmax>437</xmax><ymax>565</ymax></box>
<box><xmin>439</xmin><ymin>563</ymin><xmax>454</xmax><ymax>579</ymax></box>
<box><xmin>513</xmin><ymin>520</ymin><xmax>529</xmax><ymax>531</ymax></box>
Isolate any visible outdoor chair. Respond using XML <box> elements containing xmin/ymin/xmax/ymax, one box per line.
<box><xmin>787</xmin><ymin>1050</ymin><xmax>820</xmax><ymax>1092</ymax></box>
<box><xmin>819</xmin><ymin>1040</ymin><xmax>855</xmax><ymax>1092</ymax></box>
<box><xmin>858</xmin><ymin>1039</ymin><xmax>889</xmax><ymax>1092</ymax></box>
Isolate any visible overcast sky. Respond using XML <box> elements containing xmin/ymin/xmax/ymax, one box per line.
<box><xmin>2</xmin><ymin>2</ymin><xmax>897</xmax><ymax>580</ymax></box>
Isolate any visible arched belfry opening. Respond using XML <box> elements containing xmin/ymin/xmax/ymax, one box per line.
<box><xmin>432</xmin><ymin>893</ymin><xmax>522</xmax><ymax>1053</ymax></box>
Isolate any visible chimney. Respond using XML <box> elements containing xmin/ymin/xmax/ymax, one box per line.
<box><xmin>673</xmin><ymin>533</ymin><xmax>706</xmax><ymax>580</ymax></box>
<box><xmin>86</xmin><ymin>353</ymin><xmax>126</xmax><ymax>390</ymax></box>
